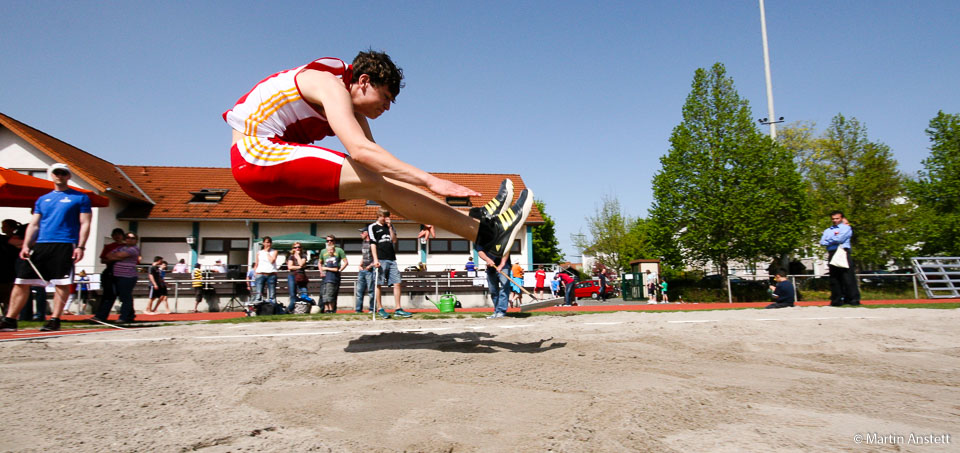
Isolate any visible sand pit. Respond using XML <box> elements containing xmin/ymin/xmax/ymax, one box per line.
<box><xmin>1</xmin><ymin>307</ymin><xmax>957</xmax><ymax>452</ymax></box>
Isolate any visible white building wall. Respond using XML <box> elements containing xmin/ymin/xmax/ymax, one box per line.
<box><xmin>0</xmin><ymin>130</ymin><xmax>129</xmax><ymax>274</ymax></box>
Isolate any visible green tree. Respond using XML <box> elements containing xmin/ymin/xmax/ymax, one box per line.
<box><xmin>574</xmin><ymin>195</ymin><xmax>631</xmax><ymax>273</ymax></box>
<box><xmin>907</xmin><ymin>111</ymin><xmax>960</xmax><ymax>255</ymax></box>
<box><xmin>531</xmin><ymin>199</ymin><xmax>564</xmax><ymax>264</ymax></box>
<box><xmin>649</xmin><ymin>63</ymin><xmax>810</xmax><ymax>277</ymax></box>
<box><xmin>804</xmin><ymin>114</ymin><xmax>912</xmax><ymax>267</ymax></box>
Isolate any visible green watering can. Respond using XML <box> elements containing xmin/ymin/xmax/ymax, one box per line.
<box><xmin>426</xmin><ymin>293</ymin><xmax>458</xmax><ymax>313</ymax></box>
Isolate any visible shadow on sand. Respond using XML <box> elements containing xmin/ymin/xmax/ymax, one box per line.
<box><xmin>344</xmin><ymin>330</ymin><xmax>565</xmax><ymax>354</ymax></box>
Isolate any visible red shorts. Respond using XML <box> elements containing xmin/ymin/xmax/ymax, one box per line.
<box><xmin>231</xmin><ymin>136</ymin><xmax>346</xmax><ymax>206</ymax></box>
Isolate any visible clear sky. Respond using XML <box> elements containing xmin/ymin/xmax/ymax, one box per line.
<box><xmin>2</xmin><ymin>1</ymin><xmax>958</xmax><ymax>261</ymax></box>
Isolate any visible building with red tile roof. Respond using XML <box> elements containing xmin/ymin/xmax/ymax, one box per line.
<box><xmin>1</xmin><ymin>112</ymin><xmax>542</xmax><ymax>273</ymax></box>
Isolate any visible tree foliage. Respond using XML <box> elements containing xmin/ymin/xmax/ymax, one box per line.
<box><xmin>788</xmin><ymin>114</ymin><xmax>912</xmax><ymax>267</ymax></box>
<box><xmin>531</xmin><ymin>199</ymin><xmax>564</xmax><ymax>264</ymax></box>
<box><xmin>649</xmin><ymin>63</ymin><xmax>810</xmax><ymax>277</ymax></box>
<box><xmin>906</xmin><ymin>111</ymin><xmax>960</xmax><ymax>256</ymax></box>
<box><xmin>573</xmin><ymin>196</ymin><xmax>658</xmax><ymax>273</ymax></box>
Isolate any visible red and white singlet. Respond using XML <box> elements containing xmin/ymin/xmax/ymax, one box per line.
<box><xmin>223</xmin><ymin>58</ymin><xmax>354</xmax><ymax>205</ymax></box>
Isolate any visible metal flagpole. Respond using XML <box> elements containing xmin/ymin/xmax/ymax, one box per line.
<box><xmin>759</xmin><ymin>0</ymin><xmax>778</xmax><ymax>139</ymax></box>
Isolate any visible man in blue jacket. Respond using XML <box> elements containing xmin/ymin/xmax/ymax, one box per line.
<box><xmin>819</xmin><ymin>211</ymin><xmax>860</xmax><ymax>306</ymax></box>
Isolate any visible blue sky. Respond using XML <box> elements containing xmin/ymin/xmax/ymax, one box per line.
<box><xmin>2</xmin><ymin>1</ymin><xmax>958</xmax><ymax>260</ymax></box>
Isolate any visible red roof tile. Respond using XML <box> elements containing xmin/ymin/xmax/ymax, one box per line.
<box><xmin>117</xmin><ymin>166</ymin><xmax>544</xmax><ymax>224</ymax></box>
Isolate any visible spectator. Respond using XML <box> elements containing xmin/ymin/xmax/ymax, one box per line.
<box><xmin>477</xmin><ymin>248</ymin><xmax>511</xmax><ymax>319</ymax></box>
<box><xmin>597</xmin><ymin>269</ymin><xmax>608</xmax><ymax>302</ymax></box>
<box><xmin>465</xmin><ymin>256</ymin><xmax>476</xmax><ymax>273</ymax></box>
<box><xmin>645</xmin><ymin>270</ymin><xmax>658</xmax><ymax>304</ymax></box>
<box><xmin>75</xmin><ymin>270</ymin><xmax>90</xmax><ymax>314</ymax></box>
<box><xmin>417</xmin><ymin>224</ymin><xmax>435</xmax><ymax>243</ymax></box>
<box><xmin>369</xmin><ymin>209</ymin><xmax>411</xmax><ymax>319</ymax></box>
<box><xmin>659</xmin><ymin>278</ymin><xmax>669</xmax><ymax>304</ymax></box>
<box><xmin>93</xmin><ymin>228</ymin><xmax>125</xmax><ymax>322</ymax></box>
<box><xmin>550</xmin><ymin>274</ymin><xmax>560</xmax><ymax>298</ymax></box>
<box><xmin>252</xmin><ymin>237</ymin><xmax>279</xmax><ymax>307</ymax></box>
<box><xmin>105</xmin><ymin>232</ymin><xmax>140</xmax><ymax>323</ymax></box>
<box><xmin>245</xmin><ymin>263</ymin><xmax>256</xmax><ymax>301</ymax></box>
<box><xmin>190</xmin><ymin>263</ymin><xmax>204</xmax><ymax>312</ymax></box>
<box><xmin>558</xmin><ymin>269</ymin><xmax>576</xmax><ymax>306</ymax></box>
<box><xmin>285</xmin><ymin>242</ymin><xmax>309</xmax><ymax>313</ymax></box>
<box><xmin>0</xmin><ymin>164</ymin><xmax>92</xmax><ymax>332</ymax></box>
<box><xmin>354</xmin><ymin>228</ymin><xmax>376</xmax><ymax>313</ymax></box>
<box><xmin>172</xmin><ymin>258</ymin><xmax>189</xmax><ymax>274</ymax></box>
<box><xmin>287</xmin><ymin>242</ymin><xmax>307</xmax><ymax>313</ymax></box>
<box><xmin>320</xmin><ymin>235</ymin><xmax>348</xmax><ymax>313</ymax></box>
<box><xmin>534</xmin><ymin>266</ymin><xmax>546</xmax><ymax>300</ymax></box>
<box><xmin>510</xmin><ymin>262</ymin><xmax>523</xmax><ymax>308</ymax></box>
<box><xmin>145</xmin><ymin>256</ymin><xmax>170</xmax><ymax>314</ymax></box>
<box><xmin>212</xmin><ymin>260</ymin><xmax>227</xmax><ymax>273</ymax></box>
<box><xmin>766</xmin><ymin>269</ymin><xmax>796</xmax><ymax>309</ymax></box>
<box><xmin>820</xmin><ymin>210</ymin><xmax>860</xmax><ymax>306</ymax></box>
<box><xmin>0</xmin><ymin>219</ymin><xmax>25</xmax><ymax>315</ymax></box>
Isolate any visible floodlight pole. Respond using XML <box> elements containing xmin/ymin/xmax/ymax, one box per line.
<box><xmin>759</xmin><ymin>0</ymin><xmax>777</xmax><ymax>139</ymax></box>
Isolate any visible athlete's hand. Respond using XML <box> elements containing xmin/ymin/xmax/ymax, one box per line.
<box><xmin>20</xmin><ymin>247</ymin><xmax>31</xmax><ymax>261</ymax></box>
<box><xmin>427</xmin><ymin>176</ymin><xmax>481</xmax><ymax>197</ymax></box>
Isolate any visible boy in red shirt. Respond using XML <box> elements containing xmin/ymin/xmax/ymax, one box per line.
<box><xmin>534</xmin><ymin>267</ymin><xmax>547</xmax><ymax>300</ymax></box>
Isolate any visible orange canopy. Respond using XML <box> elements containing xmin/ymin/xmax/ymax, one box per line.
<box><xmin>0</xmin><ymin>166</ymin><xmax>110</xmax><ymax>208</ymax></box>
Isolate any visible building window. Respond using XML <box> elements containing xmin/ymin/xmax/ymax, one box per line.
<box><xmin>429</xmin><ymin>239</ymin><xmax>471</xmax><ymax>254</ymax></box>
<box><xmin>188</xmin><ymin>189</ymin><xmax>229</xmax><ymax>203</ymax></box>
<box><xmin>202</xmin><ymin>237</ymin><xmax>249</xmax><ymax>254</ymax></box>
<box><xmin>396</xmin><ymin>239</ymin><xmax>417</xmax><ymax>253</ymax></box>
<box><xmin>511</xmin><ymin>239</ymin><xmax>521</xmax><ymax>254</ymax></box>
<box><xmin>445</xmin><ymin>196</ymin><xmax>472</xmax><ymax>207</ymax></box>
<box><xmin>340</xmin><ymin>239</ymin><xmax>362</xmax><ymax>253</ymax></box>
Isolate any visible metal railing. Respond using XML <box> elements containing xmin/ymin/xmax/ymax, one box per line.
<box><xmin>725</xmin><ymin>273</ymin><xmax>920</xmax><ymax>303</ymax></box>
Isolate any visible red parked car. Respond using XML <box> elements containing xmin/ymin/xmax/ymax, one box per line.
<box><xmin>572</xmin><ymin>279</ymin><xmax>616</xmax><ymax>300</ymax></box>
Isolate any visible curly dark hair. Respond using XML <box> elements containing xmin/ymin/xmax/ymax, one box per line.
<box><xmin>352</xmin><ymin>49</ymin><xmax>404</xmax><ymax>100</ymax></box>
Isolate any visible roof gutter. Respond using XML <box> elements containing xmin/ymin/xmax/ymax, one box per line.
<box><xmin>114</xmin><ymin>165</ymin><xmax>155</xmax><ymax>205</ymax></box>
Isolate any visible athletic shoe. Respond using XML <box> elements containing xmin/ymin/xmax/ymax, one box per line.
<box><xmin>377</xmin><ymin>309</ymin><xmax>391</xmax><ymax>319</ymax></box>
<box><xmin>0</xmin><ymin>317</ymin><xmax>18</xmax><ymax>332</ymax></box>
<box><xmin>39</xmin><ymin>318</ymin><xmax>61</xmax><ymax>331</ymax></box>
<box><xmin>469</xmin><ymin>178</ymin><xmax>514</xmax><ymax>219</ymax></box>
<box><xmin>477</xmin><ymin>188</ymin><xmax>533</xmax><ymax>257</ymax></box>
<box><xmin>393</xmin><ymin>308</ymin><xmax>413</xmax><ymax>318</ymax></box>
<box><xmin>486</xmin><ymin>312</ymin><xmax>505</xmax><ymax>319</ymax></box>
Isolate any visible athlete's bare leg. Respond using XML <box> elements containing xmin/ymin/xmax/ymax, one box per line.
<box><xmin>339</xmin><ymin>157</ymin><xmax>480</xmax><ymax>241</ymax></box>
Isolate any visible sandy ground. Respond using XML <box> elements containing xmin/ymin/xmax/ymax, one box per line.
<box><xmin>1</xmin><ymin>307</ymin><xmax>958</xmax><ymax>452</ymax></box>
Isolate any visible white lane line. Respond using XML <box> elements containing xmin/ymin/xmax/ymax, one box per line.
<box><xmin>497</xmin><ymin>324</ymin><xmax>533</xmax><ymax>329</ymax></box>
<box><xmin>194</xmin><ymin>331</ymin><xmax>343</xmax><ymax>339</ymax></box>
<box><xmin>669</xmin><ymin>320</ymin><xmax>718</xmax><ymax>324</ymax></box>
<box><xmin>360</xmin><ymin>329</ymin><xmax>389</xmax><ymax>334</ymax></box>
<box><xmin>401</xmin><ymin>327</ymin><xmax>453</xmax><ymax>333</ymax></box>
<box><xmin>843</xmin><ymin>316</ymin><xmax>882</xmax><ymax>319</ymax></box>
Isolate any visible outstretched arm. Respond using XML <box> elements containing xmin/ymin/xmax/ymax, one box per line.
<box><xmin>296</xmin><ymin>70</ymin><xmax>479</xmax><ymax>197</ymax></box>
